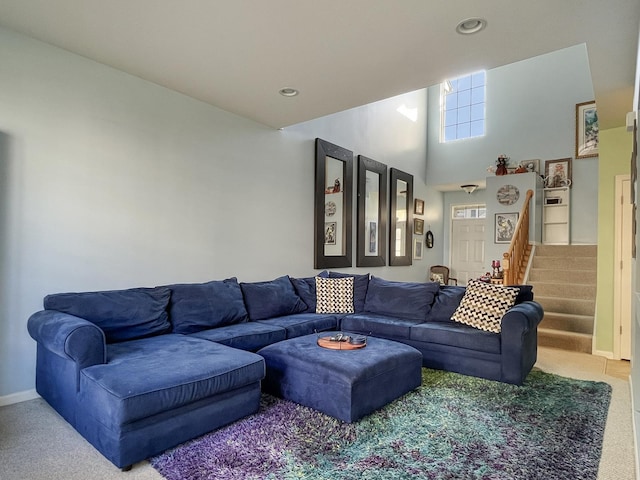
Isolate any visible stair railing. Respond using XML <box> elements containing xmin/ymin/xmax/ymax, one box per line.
<box><xmin>502</xmin><ymin>189</ymin><xmax>534</xmax><ymax>285</ymax></box>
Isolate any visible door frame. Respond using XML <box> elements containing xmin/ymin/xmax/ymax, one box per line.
<box><xmin>613</xmin><ymin>174</ymin><xmax>632</xmax><ymax>360</ymax></box>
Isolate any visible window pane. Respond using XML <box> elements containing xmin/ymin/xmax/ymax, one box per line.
<box><xmin>444</xmin><ymin>125</ymin><xmax>457</xmax><ymax>141</ymax></box>
<box><xmin>472</xmin><ymin>71</ymin><xmax>485</xmax><ymax>87</ymax></box>
<box><xmin>471</xmin><ymin>103</ymin><xmax>484</xmax><ymax>121</ymax></box>
<box><xmin>457</xmin><ymin>123</ymin><xmax>470</xmax><ymax>138</ymax></box>
<box><xmin>446</xmin><ymin>93</ymin><xmax>458</xmax><ymax>110</ymax></box>
<box><xmin>471</xmin><ymin>87</ymin><xmax>485</xmax><ymax>104</ymax></box>
<box><xmin>458</xmin><ymin>89</ymin><xmax>471</xmax><ymax>106</ymax></box>
<box><xmin>458</xmin><ymin>75</ymin><xmax>471</xmax><ymax>91</ymax></box>
<box><xmin>458</xmin><ymin>106</ymin><xmax>470</xmax><ymax>123</ymax></box>
<box><xmin>445</xmin><ymin>109</ymin><xmax>458</xmax><ymax>126</ymax></box>
<box><xmin>470</xmin><ymin>119</ymin><xmax>484</xmax><ymax>137</ymax></box>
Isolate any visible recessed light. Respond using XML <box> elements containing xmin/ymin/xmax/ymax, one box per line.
<box><xmin>279</xmin><ymin>87</ymin><xmax>299</xmax><ymax>97</ymax></box>
<box><xmin>456</xmin><ymin>17</ymin><xmax>487</xmax><ymax>35</ymax></box>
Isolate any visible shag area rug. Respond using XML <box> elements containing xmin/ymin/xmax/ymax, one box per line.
<box><xmin>151</xmin><ymin>368</ymin><xmax>612</xmax><ymax>480</ymax></box>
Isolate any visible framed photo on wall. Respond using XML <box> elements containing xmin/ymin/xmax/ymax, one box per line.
<box><xmin>414</xmin><ymin>218</ymin><xmax>424</xmax><ymax>235</ymax></box>
<box><xmin>413</xmin><ymin>237</ymin><xmax>423</xmax><ymax>260</ymax></box>
<box><xmin>576</xmin><ymin>101</ymin><xmax>599</xmax><ymax>159</ymax></box>
<box><xmin>544</xmin><ymin>158</ymin><xmax>572</xmax><ymax>188</ymax></box>
<box><xmin>495</xmin><ymin>212</ymin><xmax>519</xmax><ymax>244</ymax></box>
<box><xmin>414</xmin><ymin>198</ymin><xmax>424</xmax><ymax>215</ymax></box>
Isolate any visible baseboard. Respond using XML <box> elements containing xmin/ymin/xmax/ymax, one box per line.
<box><xmin>593</xmin><ymin>349</ymin><xmax>615</xmax><ymax>360</ymax></box>
<box><xmin>0</xmin><ymin>389</ymin><xmax>39</xmax><ymax>407</ymax></box>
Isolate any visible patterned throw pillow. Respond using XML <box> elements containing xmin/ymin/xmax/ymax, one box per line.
<box><xmin>315</xmin><ymin>277</ymin><xmax>355</xmax><ymax>314</ymax></box>
<box><xmin>451</xmin><ymin>280</ymin><xmax>518</xmax><ymax>333</ymax></box>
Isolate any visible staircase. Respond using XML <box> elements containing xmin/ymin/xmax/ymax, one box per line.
<box><xmin>528</xmin><ymin>245</ymin><xmax>597</xmax><ymax>353</ymax></box>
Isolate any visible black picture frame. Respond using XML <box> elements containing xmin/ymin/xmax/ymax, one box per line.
<box><xmin>314</xmin><ymin>138</ymin><xmax>353</xmax><ymax>269</ymax></box>
<box><xmin>357</xmin><ymin>155</ymin><xmax>387</xmax><ymax>267</ymax></box>
<box><xmin>389</xmin><ymin>168</ymin><xmax>413</xmax><ymax>266</ymax></box>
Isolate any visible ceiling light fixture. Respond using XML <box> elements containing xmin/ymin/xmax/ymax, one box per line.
<box><xmin>279</xmin><ymin>87</ymin><xmax>299</xmax><ymax>97</ymax></box>
<box><xmin>456</xmin><ymin>17</ymin><xmax>487</xmax><ymax>35</ymax></box>
<box><xmin>461</xmin><ymin>184</ymin><xmax>479</xmax><ymax>194</ymax></box>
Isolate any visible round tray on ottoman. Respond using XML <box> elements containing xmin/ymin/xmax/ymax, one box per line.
<box><xmin>258</xmin><ymin>332</ymin><xmax>422</xmax><ymax>423</ymax></box>
<box><xmin>316</xmin><ymin>333</ymin><xmax>367</xmax><ymax>350</ymax></box>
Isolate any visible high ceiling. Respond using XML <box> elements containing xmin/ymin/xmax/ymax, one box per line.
<box><xmin>0</xmin><ymin>0</ymin><xmax>638</xmax><ymax>129</ymax></box>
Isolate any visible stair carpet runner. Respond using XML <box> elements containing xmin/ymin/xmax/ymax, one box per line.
<box><xmin>527</xmin><ymin>245</ymin><xmax>597</xmax><ymax>354</ymax></box>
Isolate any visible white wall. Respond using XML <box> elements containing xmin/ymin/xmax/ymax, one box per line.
<box><xmin>427</xmin><ymin>44</ymin><xmax>598</xmax><ymax>244</ymax></box>
<box><xmin>0</xmin><ymin>28</ymin><xmax>434</xmax><ymax>398</ymax></box>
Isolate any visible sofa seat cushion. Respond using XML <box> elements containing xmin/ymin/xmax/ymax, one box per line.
<box><xmin>43</xmin><ymin>287</ymin><xmax>171</xmax><ymax>343</ymax></box>
<box><xmin>165</xmin><ymin>278</ymin><xmax>248</xmax><ymax>334</ymax></box>
<box><xmin>189</xmin><ymin>322</ymin><xmax>287</xmax><ymax>351</ymax></box>
<box><xmin>341</xmin><ymin>313</ymin><xmax>425</xmax><ymax>340</ymax></box>
<box><xmin>410</xmin><ymin>322</ymin><xmax>501</xmax><ymax>354</ymax></box>
<box><xmin>79</xmin><ymin>335</ymin><xmax>264</xmax><ymax>430</ymax></box>
<box><xmin>364</xmin><ymin>276</ymin><xmax>439</xmax><ymax>321</ymax></box>
<box><xmin>257</xmin><ymin>313</ymin><xmax>338</xmax><ymax>339</ymax></box>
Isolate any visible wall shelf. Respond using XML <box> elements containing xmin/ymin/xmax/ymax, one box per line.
<box><xmin>543</xmin><ymin>187</ymin><xmax>570</xmax><ymax>244</ymax></box>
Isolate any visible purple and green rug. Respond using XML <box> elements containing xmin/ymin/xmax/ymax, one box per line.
<box><xmin>151</xmin><ymin>368</ymin><xmax>611</xmax><ymax>480</ymax></box>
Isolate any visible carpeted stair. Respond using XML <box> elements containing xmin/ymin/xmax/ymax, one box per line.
<box><xmin>528</xmin><ymin>245</ymin><xmax>597</xmax><ymax>353</ymax></box>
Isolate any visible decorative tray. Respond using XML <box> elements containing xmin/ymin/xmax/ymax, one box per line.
<box><xmin>317</xmin><ymin>333</ymin><xmax>367</xmax><ymax>350</ymax></box>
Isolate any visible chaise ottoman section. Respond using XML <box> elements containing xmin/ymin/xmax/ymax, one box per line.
<box><xmin>258</xmin><ymin>333</ymin><xmax>422</xmax><ymax>423</ymax></box>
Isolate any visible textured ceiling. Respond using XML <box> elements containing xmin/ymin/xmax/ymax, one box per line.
<box><xmin>0</xmin><ymin>0</ymin><xmax>638</xmax><ymax>129</ymax></box>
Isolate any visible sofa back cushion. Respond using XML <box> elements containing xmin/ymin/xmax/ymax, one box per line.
<box><xmin>240</xmin><ymin>276</ymin><xmax>307</xmax><ymax>320</ymax></box>
<box><xmin>363</xmin><ymin>276</ymin><xmax>439</xmax><ymax>321</ymax></box>
<box><xmin>328</xmin><ymin>271</ymin><xmax>369</xmax><ymax>313</ymax></box>
<box><xmin>289</xmin><ymin>271</ymin><xmax>328</xmax><ymax>312</ymax></box>
<box><xmin>427</xmin><ymin>286</ymin><xmax>467</xmax><ymax>322</ymax></box>
<box><xmin>44</xmin><ymin>287</ymin><xmax>171</xmax><ymax>343</ymax></box>
<box><xmin>167</xmin><ymin>278</ymin><xmax>249</xmax><ymax>334</ymax></box>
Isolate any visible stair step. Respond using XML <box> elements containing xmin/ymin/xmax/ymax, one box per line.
<box><xmin>528</xmin><ymin>268</ymin><xmax>597</xmax><ymax>285</ymax></box>
<box><xmin>536</xmin><ymin>296</ymin><xmax>595</xmax><ymax>316</ymax></box>
<box><xmin>539</xmin><ymin>312</ymin><xmax>594</xmax><ymax>334</ymax></box>
<box><xmin>529</xmin><ymin>281</ymin><xmax>596</xmax><ymax>299</ymax></box>
<box><xmin>535</xmin><ymin>245</ymin><xmax>597</xmax><ymax>257</ymax></box>
<box><xmin>538</xmin><ymin>328</ymin><xmax>592</xmax><ymax>354</ymax></box>
<box><xmin>532</xmin><ymin>256</ymin><xmax>596</xmax><ymax>271</ymax></box>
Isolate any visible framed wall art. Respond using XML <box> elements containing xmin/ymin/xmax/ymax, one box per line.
<box><xmin>414</xmin><ymin>218</ymin><xmax>424</xmax><ymax>235</ymax></box>
<box><xmin>356</xmin><ymin>155</ymin><xmax>387</xmax><ymax>267</ymax></box>
<box><xmin>545</xmin><ymin>158</ymin><xmax>572</xmax><ymax>188</ymax></box>
<box><xmin>389</xmin><ymin>168</ymin><xmax>413</xmax><ymax>266</ymax></box>
<box><xmin>413</xmin><ymin>237</ymin><xmax>423</xmax><ymax>260</ymax></box>
<box><xmin>314</xmin><ymin>138</ymin><xmax>353</xmax><ymax>268</ymax></box>
<box><xmin>495</xmin><ymin>212</ymin><xmax>519</xmax><ymax>244</ymax></box>
<box><xmin>414</xmin><ymin>198</ymin><xmax>424</xmax><ymax>215</ymax></box>
<box><xmin>576</xmin><ymin>101</ymin><xmax>599</xmax><ymax>159</ymax></box>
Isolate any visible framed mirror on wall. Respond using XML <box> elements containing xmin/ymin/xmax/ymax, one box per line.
<box><xmin>314</xmin><ymin>138</ymin><xmax>353</xmax><ymax>269</ymax></box>
<box><xmin>389</xmin><ymin>168</ymin><xmax>413</xmax><ymax>266</ymax></box>
<box><xmin>356</xmin><ymin>156</ymin><xmax>387</xmax><ymax>267</ymax></box>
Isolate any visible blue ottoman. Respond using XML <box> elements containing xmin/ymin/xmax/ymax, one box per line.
<box><xmin>257</xmin><ymin>333</ymin><xmax>422</xmax><ymax>422</ymax></box>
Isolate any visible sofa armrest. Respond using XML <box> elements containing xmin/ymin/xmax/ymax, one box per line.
<box><xmin>27</xmin><ymin>310</ymin><xmax>107</xmax><ymax>369</ymax></box>
<box><xmin>501</xmin><ymin>301</ymin><xmax>544</xmax><ymax>336</ymax></box>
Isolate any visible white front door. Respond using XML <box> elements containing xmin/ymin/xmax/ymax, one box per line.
<box><xmin>451</xmin><ymin>218</ymin><xmax>486</xmax><ymax>285</ymax></box>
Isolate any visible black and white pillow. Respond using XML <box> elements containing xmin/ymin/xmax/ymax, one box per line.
<box><xmin>315</xmin><ymin>277</ymin><xmax>355</xmax><ymax>314</ymax></box>
<box><xmin>451</xmin><ymin>280</ymin><xmax>518</xmax><ymax>333</ymax></box>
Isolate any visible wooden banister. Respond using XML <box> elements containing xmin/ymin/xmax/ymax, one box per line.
<box><xmin>502</xmin><ymin>189</ymin><xmax>534</xmax><ymax>285</ymax></box>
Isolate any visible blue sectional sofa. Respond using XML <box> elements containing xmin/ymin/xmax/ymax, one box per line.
<box><xmin>27</xmin><ymin>272</ymin><xmax>543</xmax><ymax>470</ymax></box>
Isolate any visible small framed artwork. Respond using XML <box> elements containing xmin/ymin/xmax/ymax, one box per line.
<box><xmin>495</xmin><ymin>213</ymin><xmax>519</xmax><ymax>244</ymax></box>
<box><xmin>545</xmin><ymin>158</ymin><xmax>572</xmax><ymax>188</ymax></box>
<box><xmin>414</xmin><ymin>218</ymin><xmax>424</xmax><ymax>235</ymax></box>
<box><xmin>518</xmin><ymin>159</ymin><xmax>540</xmax><ymax>174</ymax></box>
<box><xmin>413</xmin><ymin>237</ymin><xmax>423</xmax><ymax>260</ymax></box>
<box><xmin>576</xmin><ymin>101</ymin><xmax>599</xmax><ymax>159</ymax></box>
<box><xmin>324</xmin><ymin>222</ymin><xmax>337</xmax><ymax>245</ymax></box>
<box><xmin>414</xmin><ymin>198</ymin><xmax>424</xmax><ymax>215</ymax></box>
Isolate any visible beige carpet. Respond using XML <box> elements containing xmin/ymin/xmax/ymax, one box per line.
<box><xmin>0</xmin><ymin>346</ymin><xmax>634</xmax><ymax>479</ymax></box>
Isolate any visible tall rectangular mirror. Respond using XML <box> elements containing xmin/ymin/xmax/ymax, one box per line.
<box><xmin>357</xmin><ymin>155</ymin><xmax>387</xmax><ymax>267</ymax></box>
<box><xmin>389</xmin><ymin>168</ymin><xmax>413</xmax><ymax>266</ymax></box>
<box><xmin>314</xmin><ymin>138</ymin><xmax>353</xmax><ymax>268</ymax></box>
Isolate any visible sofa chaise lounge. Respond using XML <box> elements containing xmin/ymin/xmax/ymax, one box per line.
<box><xmin>27</xmin><ymin>272</ymin><xmax>543</xmax><ymax>469</ymax></box>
